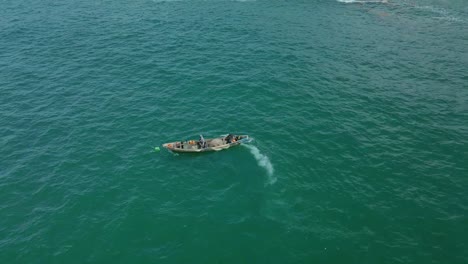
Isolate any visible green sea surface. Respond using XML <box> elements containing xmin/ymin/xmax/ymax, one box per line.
<box><xmin>1</xmin><ymin>0</ymin><xmax>467</xmax><ymax>263</ymax></box>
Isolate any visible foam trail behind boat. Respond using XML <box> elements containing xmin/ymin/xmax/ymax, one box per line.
<box><xmin>244</xmin><ymin>144</ymin><xmax>276</xmax><ymax>185</ymax></box>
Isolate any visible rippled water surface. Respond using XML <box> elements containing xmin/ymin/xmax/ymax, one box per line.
<box><xmin>1</xmin><ymin>0</ymin><xmax>467</xmax><ymax>263</ymax></box>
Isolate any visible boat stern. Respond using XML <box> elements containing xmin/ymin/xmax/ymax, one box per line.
<box><xmin>238</xmin><ymin>135</ymin><xmax>250</xmax><ymax>143</ymax></box>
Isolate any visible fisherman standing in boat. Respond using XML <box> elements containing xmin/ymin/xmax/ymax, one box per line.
<box><xmin>199</xmin><ymin>135</ymin><xmax>206</xmax><ymax>149</ymax></box>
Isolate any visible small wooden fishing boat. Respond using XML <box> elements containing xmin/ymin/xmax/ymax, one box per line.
<box><xmin>162</xmin><ymin>134</ymin><xmax>249</xmax><ymax>153</ymax></box>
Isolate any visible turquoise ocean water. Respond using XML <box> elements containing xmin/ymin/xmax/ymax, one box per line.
<box><xmin>1</xmin><ymin>0</ymin><xmax>467</xmax><ymax>263</ymax></box>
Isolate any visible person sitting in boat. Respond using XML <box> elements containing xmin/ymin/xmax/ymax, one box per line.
<box><xmin>225</xmin><ymin>134</ymin><xmax>234</xmax><ymax>144</ymax></box>
<box><xmin>199</xmin><ymin>135</ymin><xmax>206</xmax><ymax>149</ymax></box>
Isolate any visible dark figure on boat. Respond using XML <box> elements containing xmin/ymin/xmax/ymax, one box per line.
<box><xmin>198</xmin><ymin>135</ymin><xmax>206</xmax><ymax>149</ymax></box>
<box><xmin>225</xmin><ymin>134</ymin><xmax>234</xmax><ymax>143</ymax></box>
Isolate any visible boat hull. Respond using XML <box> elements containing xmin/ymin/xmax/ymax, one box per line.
<box><xmin>162</xmin><ymin>135</ymin><xmax>249</xmax><ymax>153</ymax></box>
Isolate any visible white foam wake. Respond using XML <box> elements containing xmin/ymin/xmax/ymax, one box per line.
<box><xmin>243</xmin><ymin>144</ymin><xmax>276</xmax><ymax>185</ymax></box>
